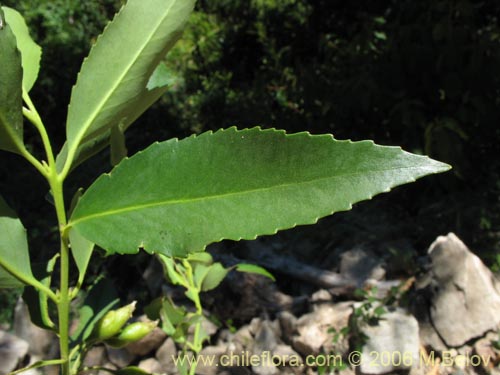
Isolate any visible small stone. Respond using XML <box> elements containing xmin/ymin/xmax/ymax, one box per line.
<box><xmin>156</xmin><ymin>337</ymin><xmax>178</xmax><ymax>374</ymax></box>
<box><xmin>197</xmin><ymin>344</ymin><xmax>228</xmax><ymax>375</ymax></box>
<box><xmin>13</xmin><ymin>354</ymin><xmax>42</xmax><ymax>375</ymax></box>
<box><xmin>292</xmin><ymin>321</ymin><xmax>325</xmax><ymax>356</ymax></box>
<box><xmin>311</xmin><ymin>289</ymin><xmax>332</xmax><ymax>304</ymax></box>
<box><xmin>292</xmin><ymin>302</ymin><xmax>353</xmax><ymax>356</ymax></box>
<box><xmin>106</xmin><ymin>347</ymin><xmax>136</xmax><ymax>368</ymax></box>
<box><xmin>0</xmin><ymin>330</ymin><xmax>29</xmax><ymax>374</ymax></box>
<box><xmin>233</xmin><ymin>325</ymin><xmax>253</xmax><ymax>349</ymax></box>
<box><xmin>357</xmin><ymin>307</ymin><xmax>419</xmax><ymax>374</ymax></box>
<box><xmin>249</xmin><ymin>317</ymin><xmax>262</xmax><ymax>336</ymax></box>
<box><xmin>340</xmin><ymin>248</ymin><xmax>385</xmax><ymax>286</ymax></box>
<box><xmin>272</xmin><ymin>344</ymin><xmax>303</xmax><ymax>366</ymax></box>
<box><xmin>474</xmin><ymin>336</ymin><xmax>498</xmax><ymax>370</ymax></box>
<box><xmin>253</xmin><ymin>320</ymin><xmax>279</xmax><ymax>353</ymax></box>
<box><xmin>138</xmin><ymin>357</ymin><xmax>164</xmax><ymax>374</ymax></box>
<box><xmin>83</xmin><ymin>346</ymin><xmax>108</xmax><ymax>368</ymax></box>
<box><xmin>278</xmin><ymin>311</ymin><xmax>297</xmax><ymax>343</ymax></box>
<box><xmin>426</xmin><ymin>234</ymin><xmax>500</xmax><ymax>347</ymax></box>
<box><xmin>13</xmin><ymin>298</ymin><xmax>56</xmax><ymax>357</ymax></box>
<box><xmin>98</xmin><ymin>363</ymin><xmax>117</xmax><ymax>375</ymax></box>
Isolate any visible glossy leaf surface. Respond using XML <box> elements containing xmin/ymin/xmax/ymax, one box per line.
<box><xmin>235</xmin><ymin>264</ymin><xmax>275</xmax><ymax>281</ymax></box>
<box><xmin>70</xmin><ymin>127</ymin><xmax>450</xmax><ymax>257</ymax></box>
<box><xmin>2</xmin><ymin>6</ymin><xmax>41</xmax><ymax>92</ymax></box>
<box><xmin>0</xmin><ymin>7</ymin><xmax>24</xmax><ymax>154</ymax></box>
<box><xmin>62</xmin><ymin>0</ymin><xmax>195</xmax><ymax>173</ymax></box>
<box><xmin>0</xmin><ymin>196</ymin><xmax>35</xmax><ymax>288</ymax></box>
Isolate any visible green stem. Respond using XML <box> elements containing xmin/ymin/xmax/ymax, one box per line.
<box><xmin>17</xmin><ymin>140</ymin><xmax>48</xmax><ymax>177</ymax></box>
<box><xmin>22</xmin><ymin>91</ymin><xmax>56</xmax><ymax>167</ymax></box>
<box><xmin>22</xmin><ymin>88</ymin><xmax>74</xmax><ymax>375</ymax></box>
<box><xmin>9</xmin><ymin>359</ymin><xmax>66</xmax><ymax>375</ymax></box>
<box><xmin>26</xmin><ymin>91</ymin><xmax>72</xmax><ymax>374</ymax></box>
<box><xmin>0</xmin><ymin>258</ymin><xmax>57</xmax><ymax>302</ymax></box>
<box><xmin>51</xmin><ymin>174</ymin><xmax>71</xmax><ymax>375</ymax></box>
<box><xmin>182</xmin><ymin>260</ymin><xmax>203</xmax><ymax>375</ymax></box>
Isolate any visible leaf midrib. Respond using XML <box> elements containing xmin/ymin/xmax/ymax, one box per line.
<box><xmin>68</xmin><ymin>0</ymin><xmax>177</xmax><ymax>154</ymax></box>
<box><xmin>70</xmin><ymin>164</ymin><xmax>432</xmax><ymax>226</ymax></box>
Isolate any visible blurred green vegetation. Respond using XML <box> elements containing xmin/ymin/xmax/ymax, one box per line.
<box><xmin>0</xmin><ymin>0</ymin><xmax>499</xmax><ymax>306</ymax></box>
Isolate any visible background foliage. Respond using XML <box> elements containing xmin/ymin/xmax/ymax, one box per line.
<box><xmin>1</xmin><ymin>0</ymin><xmax>499</xmax><ymax>315</ymax></box>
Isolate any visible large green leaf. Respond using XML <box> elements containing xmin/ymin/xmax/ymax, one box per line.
<box><xmin>0</xmin><ymin>196</ymin><xmax>35</xmax><ymax>288</ymax></box>
<box><xmin>62</xmin><ymin>0</ymin><xmax>195</xmax><ymax>173</ymax></box>
<box><xmin>0</xmin><ymin>7</ymin><xmax>24</xmax><ymax>154</ymax></box>
<box><xmin>2</xmin><ymin>6</ymin><xmax>41</xmax><ymax>92</ymax></box>
<box><xmin>69</xmin><ymin>128</ymin><xmax>450</xmax><ymax>257</ymax></box>
<box><xmin>55</xmin><ymin>64</ymin><xmax>172</xmax><ymax>173</ymax></box>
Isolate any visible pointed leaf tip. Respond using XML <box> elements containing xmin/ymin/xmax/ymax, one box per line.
<box><xmin>70</xmin><ymin>128</ymin><xmax>450</xmax><ymax>257</ymax></box>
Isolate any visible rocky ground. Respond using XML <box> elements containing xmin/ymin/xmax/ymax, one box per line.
<box><xmin>2</xmin><ymin>233</ymin><xmax>500</xmax><ymax>375</ymax></box>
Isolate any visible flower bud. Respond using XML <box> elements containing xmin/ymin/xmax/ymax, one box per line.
<box><xmin>104</xmin><ymin>320</ymin><xmax>158</xmax><ymax>348</ymax></box>
<box><xmin>92</xmin><ymin>301</ymin><xmax>136</xmax><ymax>341</ymax></box>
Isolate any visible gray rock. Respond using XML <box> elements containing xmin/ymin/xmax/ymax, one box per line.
<box><xmin>248</xmin><ymin>317</ymin><xmax>262</xmax><ymax>336</ymax></box>
<box><xmin>252</xmin><ymin>320</ymin><xmax>280</xmax><ymax>375</ymax></box>
<box><xmin>310</xmin><ymin>289</ymin><xmax>332</xmax><ymax>304</ymax></box>
<box><xmin>253</xmin><ymin>320</ymin><xmax>279</xmax><ymax>354</ymax></box>
<box><xmin>0</xmin><ymin>331</ymin><xmax>29</xmax><ymax>374</ymax></box>
<box><xmin>83</xmin><ymin>346</ymin><xmax>108</xmax><ymax>368</ymax></box>
<box><xmin>197</xmin><ymin>344</ymin><xmax>228</xmax><ymax>375</ymax></box>
<box><xmin>13</xmin><ymin>298</ymin><xmax>57</xmax><ymax>357</ymax></box>
<box><xmin>138</xmin><ymin>357</ymin><xmax>164</xmax><ymax>374</ymax></box>
<box><xmin>106</xmin><ymin>347</ymin><xmax>136</xmax><ymax>368</ymax></box>
<box><xmin>427</xmin><ymin>233</ymin><xmax>500</xmax><ymax>347</ymax></box>
<box><xmin>272</xmin><ymin>344</ymin><xmax>303</xmax><ymax>366</ymax></box>
<box><xmin>292</xmin><ymin>302</ymin><xmax>353</xmax><ymax>356</ymax></box>
<box><xmin>473</xmin><ymin>333</ymin><xmax>499</xmax><ymax>371</ymax></box>
<box><xmin>357</xmin><ymin>307</ymin><xmax>419</xmax><ymax>374</ymax></box>
<box><xmin>278</xmin><ymin>311</ymin><xmax>297</xmax><ymax>343</ymax></box>
<box><xmin>339</xmin><ymin>248</ymin><xmax>385</xmax><ymax>286</ymax></box>
<box><xmin>232</xmin><ymin>325</ymin><xmax>253</xmax><ymax>349</ymax></box>
<box><xmin>156</xmin><ymin>337</ymin><xmax>178</xmax><ymax>374</ymax></box>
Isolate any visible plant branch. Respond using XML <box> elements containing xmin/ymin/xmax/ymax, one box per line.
<box><xmin>22</xmin><ymin>90</ymin><xmax>56</xmax><ymax>169</ymax></box>
<box><xmin>8</xmin><ymin>359</ymin><xmax>66</xmax><ymax>375</ymax></box>
<box><xmin>0</xmin><ymin>258</ymin><xmax>57</xmax><ymax>302</ymax></box>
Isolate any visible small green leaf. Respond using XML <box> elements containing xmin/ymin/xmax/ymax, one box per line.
<box><xmin>374</xmin><ymin>31</ymin><xmax>387</xmax><ymax>41</ymax></box>
<box><xmin>184</xmin><ymin>288</ymin><xmax>199</xmax><ymax>303</ymax></box>
<box><xmin>374</xmin><ymin>305</ymin><xmax>386</xmax><ymax>317</ymax></box>
<box><xmin>235</xmin><ymin>263</ymin><xmax>275</xmax><ymax>281</ymax></box>
<box><xmin>0</xmin><ymin>195</ymin><xmax>36</xmax><ymax>288</ymax></box>
<box><xmin>69</xmin><ymin>228</ymin><xmax>94</xmax><ymax>285</ymax></box>
<box><xmin>158</xmin><ymin>254</ymin><xmax>184</xmax><ymax>286</ymax></box>
<box><xmin>23</xmin><ymin>256</ymin><xmax>58</xmax><ymax>330</ymax></box>
<box><xmin>70</xmin><ymin>128</ymin><xmax>450</xmax><ymax>257</ymax></box>
<box><xmin>193</xmin><ymin>263</ymin><xmax>211</xmax><ymax>289</ymax></box>
<box><xmin>159</xmin><ymin>297</ymin><xmax>186</xmax><ymax>336</ymax></box>
<box><xmin>0</xmin><ymin>7</ymin><xmax>24</xmax><ymax>154</ymax></box>
<box><xmin>2</xmin><ymin>6</ymin><xmax>41</xmax><ymax>92</ymax></box>
<box><xmin>63</xmin><ymin>0</ymin><xmax>195</xmax><ymax>173</ymax></box>
<box><xmin>201</xmin><ymin>263</ymin><xmax>228</xmax><ymax>292</ymax></box>
<box><xmin>71</xmin><ymin>278</ymin><xmax>119</xmax><ymax>343</ymax></box>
